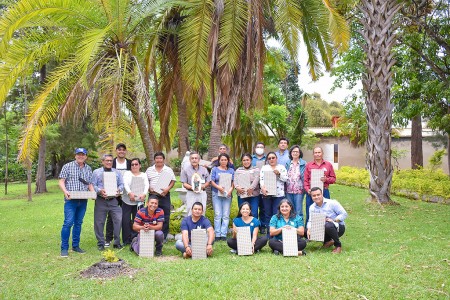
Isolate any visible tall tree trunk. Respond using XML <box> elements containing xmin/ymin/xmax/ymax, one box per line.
<box><xmin>208</xmin><ymin>113</ymin><xmax>222</xmax><ymax>160</ymax></box>
<box><xmin>130</xmin><ymin>94</ymin><xmax>154</xmax><ymax>166</ymax></box>
<box><xmin>35</xmin><ymin>136</ymin><xmax>47</xmax><ymax>193</ymax></box>
<box><xmin>26</xmin><ymin>158</ymin><xmax>32</xmax><ymax>202</ymax></box>
<box><xmin>35</xmin><ymin>65</ymin><xmax>47</xmax><ymax>193</ymax></box>
<box><xmin>411</xmin><ymin>114</ymin><xmax>423</xmax><ymax>169</ymax></box>
<box><xmin>360</xmin><ymin>0</ymin><xmax>402</xmax><ymax>203</ymax></box>
<box><xmin>175</xmin><ymin>80</ymin><xmax>189</xmax><ymax>158</ymax></box>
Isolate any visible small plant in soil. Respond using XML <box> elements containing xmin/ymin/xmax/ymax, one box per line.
<box><xmin>102</xmin><ymin>249</ymin><xmax>119</xmax><ymax>262</ymax></box>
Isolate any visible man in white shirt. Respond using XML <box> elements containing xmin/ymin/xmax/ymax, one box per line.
<box><xmin>146</xmin><ymin>151</ymin><xmax>176</xmax><ymax>240</ymax></box>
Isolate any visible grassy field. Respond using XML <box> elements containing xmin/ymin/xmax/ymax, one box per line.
<box><xmin>0</xmin><ymin>180</ymin><xmax>448</xmax><ymax>299</ymax></box>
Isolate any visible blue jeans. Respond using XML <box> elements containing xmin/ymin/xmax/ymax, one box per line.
<box><xmin>262</xmin><ymin>195</ymin><xmax>284</xmax><ymax>233</ymax></box>
<box><xmin>305</xmin><ymin>188</ymin><xmax>330</xmax><ymax>227</ymax></box>
<box><xmin>212</xmin><ymin>192</ymin><xmax>232</xmax><ymax>238</ymax></box>
<box><xmin>286</xmin><ymin>193</ymin><xmax>304</xmax><ymax>217</ymax></box>
<box><xmin>237</xmin><ymin>195</ymin><xmax>259</xmax><ymax>218</ymax></box>
<box><xmin>61</xmin><ymin>199</ymin><xmax>87</xmax><ymax>250</ymax></box>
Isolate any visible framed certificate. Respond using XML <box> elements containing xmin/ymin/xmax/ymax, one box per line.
<box><xmin>154</xmin><ymin>170</ymin><xmax>172</xmax><ymax>194</ymax></box>
<box><xmin>237</xmin><ymin>226</ymin><xmax>253</xmax><ymax>256</ymax></box>
<box><xmin>218</xmin><ymin>173</ymin><xmax>232</xmax><ymax>197</ymax></box>
<box><xmin>235</xmin><ymin>172</ymin><xmax>251</xmax><ymax>198</ymax></box>
<box><xmin>139</xmin><ymin>229</ymin><xmax>155</xmax><ymax>257</ymax></box>
<box><xmin>191</xmin><ymin>229</ymin><xmax>207</xmax><ymax>259</ymax></box>
<box><xmin>68</xmin><ymin>191</ymin><xmax>97</xmax><ymax>199</ymax></box>
<box><xmin>282</xmin><ymin>227</ymin><xmax>298</xmax><ymax>256</ymax></box>
<box><xmin>130</xmin><ymin>177</ymin><xmax>145</xmax><ymax>200</ymax></box>
<box><xmin>103</xmin><ymin>172</ymin><xmax>117</xmax><ymax>197</ymax></box>
<box><xmin>311</xmin><ymin>169</ymin><xmax>325</xmax><ymax>191</ymax></box>
<box><xmin>264</xmin><ymin>170</ymin><xmax>277</xmax><ymax>196</ymax></box>
<box><xmin>309</xmin><ymin>212</ymin><xmax>326</xmax><ymax>242</ymax></box>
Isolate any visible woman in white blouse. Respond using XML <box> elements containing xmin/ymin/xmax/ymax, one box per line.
<box><xmin>122</xmin><ymin>158</ymin><xmax>149</xmax><ymax>245</ymax></box>
<box><xmin>259</xmin><ymin>151</ymin><xmax>288</xmax><ymax>236</ymax></box>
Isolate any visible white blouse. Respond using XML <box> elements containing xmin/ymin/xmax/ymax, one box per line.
<box><xmin>259</xmin><ymin>164</ymin><xmax>288</xmax><ymax>197</ymax></box>
<box><xmin>122</xmin><ymin>171</ymin><xmax>149</xmax><ymax>205</ymax></box>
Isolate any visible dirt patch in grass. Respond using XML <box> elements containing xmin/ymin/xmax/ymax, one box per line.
<box><xmin>156</xmin><ymin>255</ymin><xmax>179</xmax><ymax>262</ymax></box>
<box><xmin>80</xmin><ymin>260</ymin><xmax>139</xmax><ymax>279</ymax></box>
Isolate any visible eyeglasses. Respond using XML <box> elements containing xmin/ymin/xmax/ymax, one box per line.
<box><xmin>131</xmin><ymin>163</ymin><xmax>139</xmax><ymax>166</ymax></box>
<box><xmin>267</xmin><ymin>157</ymin><xmax>276</xmax><ymax>160</ymax></box>
<box><xmin>104</xmin><ymin>160</ymin><xmax>113</xmax><ymax>162</ymax></box>
<box><xmin>291</xmin><ymin>150</ymin><xmax>300</xmax><ymax>153</ymax></box>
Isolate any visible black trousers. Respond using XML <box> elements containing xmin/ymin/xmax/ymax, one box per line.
<box><xmin>106</xmin><ymin>197</ymin><xmax>122</xmax><ymax>242</ymax></box>
<box><xmin>227</xmin><ymin>236</ymin><xmax>268</xmax><ymax>252</ymax></box>
<box><xmin>268</xmin><ymin>236</ymin><xmax>307</xmax><ymax>253</ymax></box>
<box><xmin>324</xmin><ymin>222</ymin><xmax>345</xmax><ymax>247</ymax></box>
<box><xmin>149</xmin><ymin>193</ymin><xmax>171</xmax><ymax>238</ymax></box>
<box><xmin>121</xmin><ymin>202</ymin><xmax>138</xmax><ymax>244</ymax></box>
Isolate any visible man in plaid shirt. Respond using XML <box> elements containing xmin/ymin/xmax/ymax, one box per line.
<box><xmin>58</xmin><ymin>147</ymin><xmax>94</xmax><ymax>257</ymax></box>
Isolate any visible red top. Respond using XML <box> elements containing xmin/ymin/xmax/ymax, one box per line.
<box><xmin>304</xmin><ymin>160</ymin><xmax>336</xmax><ymax>192</ymax></box>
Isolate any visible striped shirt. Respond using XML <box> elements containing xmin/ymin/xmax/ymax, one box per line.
<box><xmin>134</xmin><ymin>207</ymin><xmax>165</xmax><ymax>225</ymax></box>
<box><xmin>59</xmin><ymin>161</ymin><xmax>93</xmax><ymax>192</ymax></box>
<box><xmin>145</xmin><ymin>164</ymin><xmax>176</xmax><ymax>191</ymax></box>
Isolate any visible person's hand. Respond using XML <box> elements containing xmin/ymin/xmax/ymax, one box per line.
<box><xmin>236</xmin><ymin>187</ymin><xmax>245</xmax><ymax>195</ymax></box>
<box><xmin>116</xmin><ymin>189</ymin><xmax>121</xmax><ymax>197</ymax></box>
<box><xmin>100</xmin><ymin>189</ymin><xmax>107</xmax><ymax>198</ymax></box>
<box><xmin>206</xmin><ymin>245</ymin><xmax>213</xmax><ymax>256</ymax></box>
<box><xmin>261</xmin><ymin>187</ymin><xmax>268</xmax><ymax>196</ymax></box>
<box><xmin>139</xmin><ymin>194</ymin><xmax>146</xmax><ymax>201</ymax></box>
<box><xmin>129</xmin><ymin>192</ymin><xmax>135</xmax><ymax>200</ymax></box>
<box><xmin>227</xmin><ymin>190</ymin><xmax>232</xmax><ymax>198</ymax></box>
<box><xmin>273</xmin><ymin>169</ymin><xmax>280</xmax><ymax>176</ymax></box>
<box><xmin>247</xmin><ymin>188</ymin><xmax>254</xmax><ymax>196</ymax></box>
<box><xmin>64</xmin><ymin>190</ymin><xmax>71</xmax><ymax>199</ymax></box>
<box><xmin>218</xmin><ymin>186</ymin><xmax>225</xmax><ymax>194</ymax></box>
<box><xmin>320</xmin><ymin>176</ymin><xmax>327</xmax><ymax>182</ymax></box>
<box><xmin>325</xmin><ymin>217</ymin><xmax>333</xmax><ymax>223</ymax></box>
<box><xmin>143</xmin><ymin>223</ymin><xmax>150</xmax><ymax>232</ymax></box>
<box><xmin>185</xmin><ymin>246</ymin><xmax>192</xmax><ymax>256</ymax></box>
<box><xmin>307</xmin><ymin>229</ymin><xmax>311</xmax><ymax>239</ymax></box>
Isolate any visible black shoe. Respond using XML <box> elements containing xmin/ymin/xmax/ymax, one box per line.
<box><xmin>155</xmin><ymin>250</ymin><xmax>162</xmax><ymax>257</ymax></box>
<box><xmin>113</xmin><ymin>244</ymin><xmax>123</xmax><ymax>249</ymax></box>
<box><xmin>98</xmin><ymin>245</ymin><xmax>105</xmax><ymax>251</ymax></box>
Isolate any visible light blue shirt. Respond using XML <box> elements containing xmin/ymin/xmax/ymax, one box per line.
<box><xmin>306</xmin><ymin>198</ymin><xmax>348</xmax><ymax>228</ymax></box>
<box><xmin>275</xmin><ymin>150</ymin><xmax>290</xmax><ymax>168</ymax></box>
<box><xmin>91</xmin><ymin>167</ymin><xmax>124</xmax><ymax>194</ymax></box>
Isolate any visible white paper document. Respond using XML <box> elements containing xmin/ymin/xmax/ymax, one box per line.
<box><xmin>191</xmin><ymin>229</ymin><xmax>207</xmax><ymax>259</ymax></box>
<box><xmin>309</xmin><ymin>212</ymin><xmax>326</xmax><ymax>242</ymax></box>
<box><xmin>139</xmin><ymin>229</ymin><xmax>155</xmax><ymax>257</ymax></box>
<box><xmin>264</xmin><ymin>171</ymin><xmax>277</xmax><ymax>196</ymax></box>
<box><xmin>237</xmin><ymin>226</ymin><xmax>253</xmax><ymax>255</ymax></box>
<box><xmin>311</xmin><ymin>169</ymin><xmax>325</xmax><ymax>191</ymax></box>
<box><xmin>154</xmin><ymin>170</ymin><xmax>173</xmax><ymax>194</ymax></box>
<box><xmin>282</xmin><ymin>227</ymin><xmax>298</xmax><ymax>256</ymax></box>
<box><xmin>103</xmin><ymin>172</ymin><xmax>117</xmax><ymax>197</ymax></box>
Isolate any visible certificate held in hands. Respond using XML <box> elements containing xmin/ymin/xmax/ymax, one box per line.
<box><xmin>218</xmin><ymin>173</ymin><xmax>232</xmax><ymax>197</ymax></box>
<box><xmin>237</xmin><ymin>226</ymin><xmax>253</xmax><ymax>256</ymax></box>
<box><xmin>191</xmin><ymin>229</ymin><xmax>207</xmax><ymax>259</ymax></box>
<box><xmin>309</xmin><ymin>212</ymin><xmax>326</xmax><ymax>242</ymax></box>
<box><xmin>264</xmin><ymin>171</ymin><xmax>277</xmax><ymax>196</ymax></box>
<box><xmin>103</xmin><ymin>172</ymin><xmax>117</xmax><ymax>197</ymax></box>
<box><xmin>282</xmin><ymin>227</ymin><xmax>298</xmax><ymax>256</ymax></box>
<box><xmin>311</xmin><ymin>169</ymin><xmax>325</xmax><ymax>191</ymax></box>
<box><xmin>235</xmin><ymin>172</ymin><xmax>251</xmax><ymax>199</ymax></box>
<box><xmin>130</xmin><ymin>177</ymin><xmax>145</xmax><ymax>200</ymax></box>
<box><xmin>153</xmin><ymin>170</ymin><xmax>172</xmax><ymax>195</ymax></box>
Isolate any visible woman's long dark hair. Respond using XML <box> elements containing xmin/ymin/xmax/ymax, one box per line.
<box><xmin>265</xmin><ymin>151</ymin><xmax>277</xmax><ymax>165</ymax></box>
<box><xmin>237</xmin><ymin>201</ymin><xmax>253</xmax><ymax>218</ymax></box>
<box><xmin>275</xmin><ymin>199</ymin><xmax>296</xmax><ymax>219</ymax></box>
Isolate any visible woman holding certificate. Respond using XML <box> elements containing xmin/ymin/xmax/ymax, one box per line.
<box><xmin>122</xmin><ymin>158</ymin><xmax>149</xmax><ymax>245</ymax></box>
<box><xmin>285</xmin><ymin>145</ymin><xmax>307</xmax><ymax>218</ymax></box>
<box><xmin>210</xmin><ymin>153</ymin><xmax>235</xmax><ymax>241</ymax></box>
<box><xmin>234</xmin><ymin>153</ymin><xmax>260</xmax><ymax>217</ymax></box>
<box><xmin>227</xmin><ymin>202</ymin><xmax>267</xmax><ymax>253</ymax></box>
<box><xmin>259</xmin><ymin>152</ymin><xmax>288</xmax><ymax>236</ymax></box>
<box><xmin>269</xmin><ymin>199</ymin><xmax>307</xmax><ymax>256</ymax></box>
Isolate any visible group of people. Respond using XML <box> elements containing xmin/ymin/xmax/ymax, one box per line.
<box><xmin>59</xmin><ymin>144</ymin><xmax>175</xmax><ymax>257</ymax></box>
<box><xmin>59</xmin><ymin>138</ymin><xmax>348</xmax><ymax>258</ymax></box>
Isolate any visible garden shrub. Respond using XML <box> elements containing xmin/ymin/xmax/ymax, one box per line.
<box><xmin>336</xmin><ymin>166</ymin><xmax>449</xmax><ymax>203</ymax></box>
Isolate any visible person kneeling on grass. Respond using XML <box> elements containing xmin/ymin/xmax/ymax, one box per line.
<box><xmin>130</xmin><ymin>198</ymin><xmax>164</xmax><ymax>256</ymax></box>
<box><xmin>175</xmin><ymin>202</ymin><xmax>215</xmax><ymax>258</ymax></box>
<box><xmin>268</xmin><ymin>199</ymin><xmax>307</xmax><ymax>256</ymax></box>
<box><xmin>227</xmin><ymin>202</ymin><xmax>267</xmax><ymax>254</ymax></box>
<box><xmin>306</xmin><ymin>187</ymin><xmax>347</xmax><ymax>254</ymax></box>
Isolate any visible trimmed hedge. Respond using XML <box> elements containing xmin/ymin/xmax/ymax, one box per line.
<box><xmin>336</xmin><ymin>166</ymin><xmax>450</xmax><ymax>203</ymax></box>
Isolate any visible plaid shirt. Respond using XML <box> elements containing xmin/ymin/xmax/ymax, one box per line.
<box><xmin>59</xmin><ymin>160</ymin><xmax>93</xmax><ymax>191</ymax></box>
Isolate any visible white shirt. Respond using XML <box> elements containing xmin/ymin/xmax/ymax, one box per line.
<box><xmin>122</xmin><ymin>171</ymin><xmax>149</xmax><ymax>205</ymax></box>
<box><xmin>259</xmin><ymin>164</ymin><xmax>288</xmax><ymax>197</ymax></box>
<box><xmin>145</xmin><ymin>164</ymin><xmax>176</xmax><ymax>191</ymax></box>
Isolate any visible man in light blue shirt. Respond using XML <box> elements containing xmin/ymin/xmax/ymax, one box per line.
<box><xmin>92</xmin><ymin>154</ymin><xmax>124</xmax><ymax>250</ymax></box>
<box><xmin>307</xmin><ymin>187</ymin><xmax>347</xmax><ymax>253</ymax></box>
<box><xmin>275</xmin><ymin>137</ymin><xmax>290</xmax><ymax>167</ymax></box>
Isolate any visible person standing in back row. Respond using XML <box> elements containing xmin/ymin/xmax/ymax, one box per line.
<box><xmin>105</xmin><ymin>143</ymin><xmax>131</xmax><ymax>246</ymax></box>
<box><xmin>303</xmin><ymin>147</ymin><xmax>336</xmax><ymax>228</ymax></box>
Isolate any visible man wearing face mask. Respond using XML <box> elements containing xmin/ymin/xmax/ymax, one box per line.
<box><xmin>252</xmin><ymin>142</ymin><xmax>266</xmax><ymax>234</ymax></box>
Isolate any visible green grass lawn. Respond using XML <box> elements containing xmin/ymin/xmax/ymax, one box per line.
<box><xmin>0</xmin><ymin>180</ymin><xmax>448</xmax><ymax>299</ymax></box>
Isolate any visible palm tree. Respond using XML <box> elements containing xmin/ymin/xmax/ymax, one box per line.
<box><xmin>359</xmin><ymin>0</ymin><xmax>402</xmax><ymax>203</ymax></box>
<box><xmin>178</xmin><ymin>0</ymin><xmax>350</xmax><ymax>159</ymax></box>
<box><xmin>0</xmin><ymin>0</ymin><xmax>177</xmax><ymax>163</ymax></box>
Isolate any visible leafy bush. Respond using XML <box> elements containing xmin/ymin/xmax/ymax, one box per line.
<box><xmin>336</xmin><ymin>166</ymin><xmax>449</xmax><ymax>203</ymax></box>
